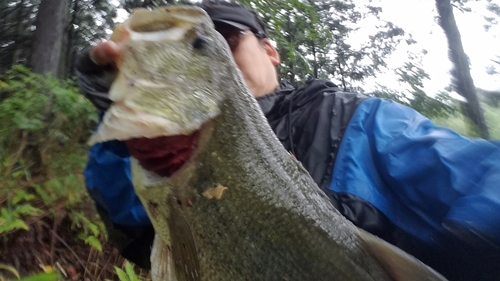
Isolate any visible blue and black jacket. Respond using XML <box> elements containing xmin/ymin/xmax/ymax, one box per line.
<box><xmin>85</xmin><ymin>78</ymin><xmax>500</xmax><ymax>280</ymax></box>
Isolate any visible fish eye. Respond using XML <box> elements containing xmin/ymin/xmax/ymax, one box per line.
<box><xmin>192</xmin><ymin>36</ymin><xmax>210</xmax><ymax>49</ymax></box>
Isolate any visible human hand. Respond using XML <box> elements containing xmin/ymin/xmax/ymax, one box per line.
<box><xmin>75</xmin><ymin>41</ymin><xmax>120</xmax><ymax>111</ymax></box>
<box><xmin>89</xmin><ymin>41</ymin><xmax>120</xmax><ymax>67</ymax></box>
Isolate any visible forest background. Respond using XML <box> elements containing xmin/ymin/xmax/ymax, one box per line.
<box><xmin>1</xmin><ymin>0</ymin><xmax>499</xmax><ymax>280</ymax></box>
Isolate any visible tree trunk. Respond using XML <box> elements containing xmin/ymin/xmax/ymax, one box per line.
<box><xmin>435</xmin><ymin>0</ymin><xmax>489</xmax><ymax>139</ymax></box>
<box><xmin>31</xmin><ymin>0</ymin><xmax>69</xmax><ymax>77</ymax></box>
<box><xmin>27</xmin><ymin>0</ymin><xmax>69</xmax><ymax>177</ymax></box>
<box><xmin>311</xmin><ymin>41</ymin><xmax>318</xmax><ymax>78</ymax></box>
<box><xmin>336</xmin><ymin>53</ymin><xmax>347</xmax><ymax>91</ymax></box>
<box><xmin>61</xmin><ymin>0</ymin><xmax>79</xmax><ymax>78</ymax></box>
<box><xmin>57</xmin><ymin>0</ymin><xmax>78</xmax><ymax>78</ymax></box>
<box><xmin>11</xmin><ymin>0</ymin><xmax>27</xmax><ymax>68</ymax></box>
<box><xmin>285</xmin><ymin>10</ymin><xmax>295</xmax><ymax>85</ymax></box>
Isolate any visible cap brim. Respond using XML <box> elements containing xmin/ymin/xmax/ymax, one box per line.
<box><xmin>213</xmin><ymin>19</ymin><xmax>250</xmax><ymax>31</ymax></box>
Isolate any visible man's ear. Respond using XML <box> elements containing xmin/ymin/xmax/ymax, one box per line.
<box><xmin>262</xmin><ymin>39</ymin><xmax>280</xmax><ymax>66</ymax></box>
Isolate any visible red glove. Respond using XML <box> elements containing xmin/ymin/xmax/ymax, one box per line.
<box><xmin>125</xmin><ymin>131</ymin><xmax>200</xmax><ymax>177</ymax></box>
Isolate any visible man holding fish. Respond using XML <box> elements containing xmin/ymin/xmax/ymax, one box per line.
<box><xmin>76</xmin><ymin>1</ymin><xmax>500</xmax><ymax>280</ymax></box>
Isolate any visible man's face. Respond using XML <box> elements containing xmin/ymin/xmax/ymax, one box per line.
<box><xmin>217</xmin><ymin>25</ymin><xmax>280</xmax><ymax>98</ymax></box>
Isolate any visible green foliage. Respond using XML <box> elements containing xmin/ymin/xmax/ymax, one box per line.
<box><xmin>71</xmin><ymin>212</ymin><xmax>105</xmax><ymax>251</ymax></box>
<box><xmin>93</xmin><ymin>0</ymin><xmax>407</xmax><ymax>91</ymax></box>
<box><xmin>484</xmin><ymin>1</ymin><xmax>500</xmax><ymax>31</ymax></box>
<box><xmin>239</xmin><ymin>0</ymin><xmax>408</xmax><ymax>89</ymax></box>
<box><xmin>0</xmin><ymin>263</ymin><xmax>21</xmax><ymax>280</ymax></box>
<box><xmin>371</xmin><ymin>62</ymin><xmax>458</xmax><ymax>119</ymax></box>
<box><xmin>107</xmin><ymin>261</ymin><xmax>143</xmax><ymax>281</ymax></box>
<box><xmin>0</xmin><ymin>263</ymin><xmax>60</xmax><ymax>281</ymax></box>
<box><xmin>484</xmin><ymin>102</ymin><xmax>500</xmax><ymax>138</ymax></box>
<box><xmin>477</xmin><ymin>88</ymin><xmax>500</xmax><ymax>107</ymax></box>
<box><xmin>434</xmin><ymin>108</ymin><xmax>471</xmax><ymax>136</ymax></box>
<box><xmin>435</xmin><ymin>101</ymin><xmax>500</xmax><ymax>138</ymax></box>
<box><xmin>17</xmin><ymin>272</ymin><xmax>60</xmax><ymax>281</ymax></box>
<box><xmin>0</xmin><ymin>65</ymin><xmax>97</xmax><ymax>154</ymax></box>
<box><xmin>0</xmin><ymin>203</ymin><xmax>43</xmax><ymax>233</ymax></box>
<box><xmin>0</xmin><ymin>65</ymin><xmax>103</xmax><ymax>251</ymax></box>
<box><xmin>0</xmin><ymin>167</ymin><xmax>43</xmax><ymax>235</ymax></box>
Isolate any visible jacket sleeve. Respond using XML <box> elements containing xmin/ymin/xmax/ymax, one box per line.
<box><xmin>329</xmin><ymin>98</ymin><xmax>500</xmax><ymax>280</ymax></box>
<box><xmin>75</xmin><ymin>48</ymin><xmax>115</xmax><ymax>111</ymax></box>
<box><xmin>76</xmin><ymin>49</ymin><xmax>154</xmax><ymax>267</ymax></box>
<box><xmin>85</xmin><ymin>139</ymin><xmax>154</xmax><ymax>269</ymax></box>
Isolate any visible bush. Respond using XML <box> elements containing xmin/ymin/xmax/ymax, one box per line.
<box><xmin>0</xmin><ymin>65</ymin><xmax>109</xmax><ymax>279</ymax></box>
<box><xmin>434</xmin><ymin>102</ymin><xmax>500</xmax><ymax>139</ymax></box>
<box><xmin>0</xmin><ymin>65</ymin><xmax>97</xmax><ymax>164</ymax></box>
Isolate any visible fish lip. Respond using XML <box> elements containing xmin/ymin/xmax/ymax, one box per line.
<box><xmin>121</xmin><ymin>6</ymin><xmax>210</xmax><ymax>43</ymax></box>
<box><xmin>87</xmin><ymin>100</ymin><xmax>216</xmax><ymax>146</ymax></box>
<box><xmin>126</xmin><ymin>130</ymin><xmax>201</xmax><ymax>178</ymax></box>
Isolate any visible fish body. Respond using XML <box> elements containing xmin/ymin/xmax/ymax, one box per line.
<box><xmin>89</xmin><ymin>5</ymin><xmax>447</xmax><ymax>281</ymax></box>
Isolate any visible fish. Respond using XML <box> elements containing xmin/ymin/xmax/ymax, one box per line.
<box><xmin>88</xmin><ymin>5</ymin><xmax>447</xmax><ymax>281</ymax></box>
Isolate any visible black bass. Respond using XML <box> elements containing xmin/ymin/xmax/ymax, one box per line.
<box><xmin>89</xmin><ymin>5</ymin><xmax>447</xmax><ymax>281</ymax></box>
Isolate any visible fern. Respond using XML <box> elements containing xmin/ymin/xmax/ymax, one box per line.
<box><xmin>0</xmin><ymin>65</ymin><xmax>106</xmax><ymax>277</ymax></box>
<box><xmin>107</xmin><ymin>261</ymin><xmax>143</xmax><ymax>281</ymax></box>
<box><xmin>70</xmin><ymin>211</ymin><xmax>106</xmax><ymax>251</ymax></box>
<box><xmin>0</xmin><ymin>204</ymin><xmax>43</xmax><ymax>234</ymax></box>
<box><xmin>81</xmin><ymin>234</ymin><xmax>103</xmax><ymax>252</ymax></box>
<box><xmin>12</xmin><ymin>190</ymin><xmax>36</xmax><ymax>204</ymax></box>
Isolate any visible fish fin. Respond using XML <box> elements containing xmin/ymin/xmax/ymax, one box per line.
<box><xmin>167</xmin><ymin>195</ymin><xmax>201</xmax><ymax>281</ymax></box>
<box><xmin>357</xmin><ymin>228</ymin><xmax>448</xmax><ymax>281</ymax></box>
<box><xmin>151</xmin><ymin>234</ymin><xmax>177</xmax><ymax>281</ymax></box>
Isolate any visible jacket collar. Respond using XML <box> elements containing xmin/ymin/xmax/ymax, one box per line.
<box><xmin>256</xmin><ymin>80</ymin><xmax>295</xmax><ymax>116</ymax></box>
<box><xmin>256</xmin><ymin>78</ymin><xmax>341</xmax><ymax>117</ymax></box>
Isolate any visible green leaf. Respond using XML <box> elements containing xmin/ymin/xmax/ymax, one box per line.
<box><xmin>1</xmin><ymin>208</ymin><xmax>11</xmax><ymax>221</ymax></box>
<box><xmin>12</xmin><ymin>190</ymin><xmax>36</xmax><ymax>204</ymax></box>
<box><xmin>32</xmin><ymin>184</ymin><xmax>52</xmax><ymax>205</ymax></box>
<box><xmin>13</xmin><ymin>204</ymin><xmax>43</xmax><ymax>216</ymax></box>
<box><xmin>0</xmin><ymin>219</ymin><xmax>29</xmax><ymax>233</ymax></box>
<box><xmin>0</xmin><ymin>263</ymin><xmax>20</xmax><ymax>279</ymax></box>
<box><xmin>114</xmin><ymin>267</ymin><xmax>131</xmax><ymax>281</ymax></box>
<box><xmin>17</xmin><ymin>272</ymin><xmax>60</xmax><ymax>281</ymax></box>
<box><xmin>124</xmin><ymin>262</ymin><xmax>140</xmax><ymax>281</ymax></box>
<box><xmin>84</xmin><ymin>235</ymin><xmax>103</xmax><ymax>252</ymax></box>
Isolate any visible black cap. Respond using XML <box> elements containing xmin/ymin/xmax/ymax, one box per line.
<box><xmin>199</xmin><ymin>0</ymin><xmax>267</xmax><ymax>38</ymax></box>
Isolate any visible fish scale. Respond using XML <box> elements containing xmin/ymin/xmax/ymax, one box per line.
<box><xmin>90</xmin><ymin>5</ymin><xmax>448</xmax><ymax>281</ymax></box>
<box><xmin>174</xmin><ymin>100</ymin><xmax>387</xmax><ymax>280</ymax></box>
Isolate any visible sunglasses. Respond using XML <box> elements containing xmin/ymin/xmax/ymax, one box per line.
<box><xmin>216</xmin><ymin>27</ymin><xmax>250</xmax><ymax>52</ymax></box>
<box><xmin>216</xmin><ymin>26</ymin><xmax>264</xmax><ymax>52</ymax></box>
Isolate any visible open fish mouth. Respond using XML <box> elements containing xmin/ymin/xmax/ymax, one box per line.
<box><xmin>87</xmin><ymin>5</ymin><xmax>224</xmax><ymax>146</ymax></box>
<box><xmin>125</xmin><ymin>131</ymin><xmax>201</xmax><ymax>177</ymax></box>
